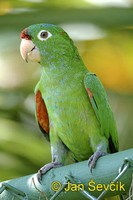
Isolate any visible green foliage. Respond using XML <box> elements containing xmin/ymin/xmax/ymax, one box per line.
<box><xmin>0</xmin><ymin>117</ymin><xmax>51</xmax><ymax>181</ymax></box>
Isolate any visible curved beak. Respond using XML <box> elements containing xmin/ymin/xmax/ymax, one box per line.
<box><xmin>20</xmin><ymin>39</ymin><xmax>34</xmax><ymax>62</ymax></box>
<box><xmin>20</xmin><ymin>39</ymin><xmax>41</xmax><ymax>63</ymax></box>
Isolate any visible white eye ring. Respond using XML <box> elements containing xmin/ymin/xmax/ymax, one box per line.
<box><xmin>37</xmin><ymin>30</ymin><xmax>52</xmax><ymax>41</ymax></box>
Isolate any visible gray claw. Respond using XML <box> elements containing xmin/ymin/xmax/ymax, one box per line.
<box><xmin>88</xmin><ymin>151</ymin><xmax>108</xmax><ymax>173</ymax></box>
<box><xmin>36</xmin><ymin>162</ymin><xmax>63</xmax><ymax>183</ymax></box>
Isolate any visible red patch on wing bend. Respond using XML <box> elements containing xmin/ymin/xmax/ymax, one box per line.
<box><xmin>86</xmin><ymin>88</ymin><xmax>93</xmax><ymax>98</ymax></box>
<box><xmin>35</xmin><ymin>90</ymin><xmax>49</xmax><ymax>134</ymax></box>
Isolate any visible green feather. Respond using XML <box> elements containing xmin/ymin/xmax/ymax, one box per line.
<box><xmin>84</xmin><ymin>72</ymin><xmax>118</xmax><ymax>152</ymax></box>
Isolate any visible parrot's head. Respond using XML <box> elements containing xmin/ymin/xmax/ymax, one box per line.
<box><xmin>20</xmin><ymin>23</ymin><xmax>75</xmax><ymax>66</ymax></box>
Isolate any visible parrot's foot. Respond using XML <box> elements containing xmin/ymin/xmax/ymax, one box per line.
<box><xmin>88</xmin><ymin>151</ymin><xmax>108</xmax><ymax>173</ymax></box>
<box><xmin>37</xmin><ymin>161</ymin><xmax>63</xmax><ymax>183</ymax></box>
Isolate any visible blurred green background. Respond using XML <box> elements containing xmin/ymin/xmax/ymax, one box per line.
<box><xmin>0</xmin><ymin>0</ymin><xmax>133</xmax><ymax>182</ymax></box>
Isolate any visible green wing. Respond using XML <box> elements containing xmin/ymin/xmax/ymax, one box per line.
<box><xmin>84</xmin><ymin>72</ymin><xmax>118</xmax><ymax>152</ymax></box>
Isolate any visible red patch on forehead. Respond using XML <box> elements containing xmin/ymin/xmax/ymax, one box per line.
<box><xmin>61</xmin><ymin>32</ymin><xmax>64</xmax><ymax>35</ymax></box>
<box><xmin>20</xmin><ymin>28</ymin><xmax>31</xmax><ymax>40</ymax></box>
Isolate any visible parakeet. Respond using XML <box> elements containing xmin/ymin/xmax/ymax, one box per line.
<box><xmin>20</xmin><ymin>23</ymin><xmax>118</xmax><ymax>182</ymax></box>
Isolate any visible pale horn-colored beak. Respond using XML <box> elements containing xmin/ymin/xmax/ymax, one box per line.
<box><xmin>20</xmin><ymin>39</ymin><xmax>40</xmax><ymax>63</ymax></box>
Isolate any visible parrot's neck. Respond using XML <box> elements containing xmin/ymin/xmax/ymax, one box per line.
<box><xmin>40</xmin><ymin>47</ymin><xmax>88</xmax><ymax>83</ymax></box>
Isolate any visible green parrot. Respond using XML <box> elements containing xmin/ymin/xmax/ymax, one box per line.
<box><xmin>20</xmin><ymin>24</ymin><xmax>118</xmax><ymax>183</ymax></box>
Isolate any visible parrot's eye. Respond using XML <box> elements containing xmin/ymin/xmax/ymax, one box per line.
<box><xmin>41</xmin><ymin>32</ymin><xmax>48</xmax><ymax>38</ymax></box>
<box><xmin>37</xmin><ymin>30</ymin><xmax>52</xmax><ymax>41</ymax></box>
